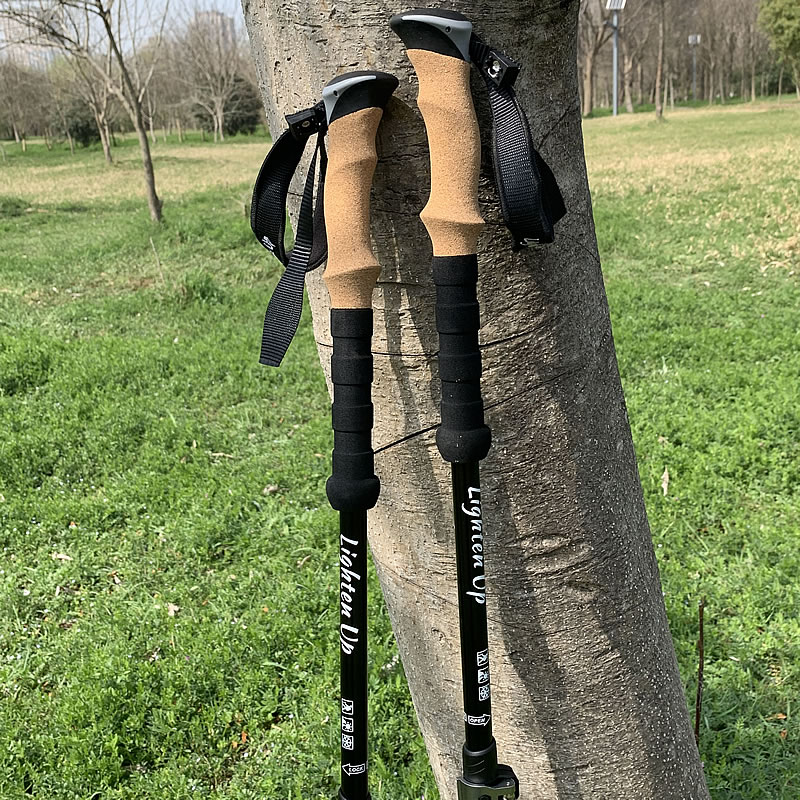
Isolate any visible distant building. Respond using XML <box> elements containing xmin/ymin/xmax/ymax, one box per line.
<box><xmin>192</xmin><ymin>11</ymin><xmax>237</xmax><ymax>53</ymax></box>
<box><xmin>0</xmin><ymin>15</ymin><xmax>59</xmax><ymax>70</ymax></box>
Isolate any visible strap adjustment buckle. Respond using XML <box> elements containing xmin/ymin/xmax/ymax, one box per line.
<box><xmin>285</xmin><ymin>102</ymin><xmax>326</xmax><ymax>140</ymax></box>
<box><xmin>481</xmin><ymin>49</ymin><xmax>520</xmax><ymax>89</ymax></box>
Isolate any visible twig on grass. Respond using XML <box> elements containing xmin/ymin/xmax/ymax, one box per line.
<box><xmin>695</xmin><ymin>596</ymin><xmax>705</xmax><ymax>746</ymax></box>
<box><xmin>149</xmin><ymin>236</ymin><xmax>166</xmax><ymax>286</ymax></box>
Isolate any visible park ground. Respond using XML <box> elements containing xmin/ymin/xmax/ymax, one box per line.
<box><xmin>1</xmin><ymin>100</ymin><xmax>799</xmax><ymax>798</ymax></box>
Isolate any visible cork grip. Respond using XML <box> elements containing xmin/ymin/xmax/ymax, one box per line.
<box><xmin>323</xmin><ymin>107</ymin><xmax>384</xmax><ymax>310</ymax></box>
<box><xmin>321</xmin><ymin>71</ymin><xmax>397</xmax><ymax>511</ymax></box>
<box><xmin>408</xmin><ymin>48</ymin><xmax>484</xmax><ymax>256</ymax></box>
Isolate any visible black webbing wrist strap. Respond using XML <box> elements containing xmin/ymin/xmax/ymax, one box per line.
<box><xmin>251</xmin><ymin>102</ymin><xmax>328</xmax><ymax>366</ymax></box>
<box><xmin>469</xmin><ymin>35</ymin><xmax>567</xmax><ymax>249</ymax></box>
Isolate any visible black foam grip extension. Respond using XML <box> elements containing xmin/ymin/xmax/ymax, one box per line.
<box><xmin>326</xmin><ymin>309</ymin><xmax>380</xmax><ymax>511</ymax></box>
<box><xmin>433</xmin><ymin>255</ymin><xmax>491</xmax><ymax>463</ymax></box>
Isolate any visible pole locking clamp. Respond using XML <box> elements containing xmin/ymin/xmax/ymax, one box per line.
<box><xmin>457</xmin><ymin>764</ymin><xmax>519</xmax><ymax>800</ymax></box>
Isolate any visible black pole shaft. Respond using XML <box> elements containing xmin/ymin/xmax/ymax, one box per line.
<box><xmin>339</xmin><ymin>510</ymin><xmax>370</xmax><ymax>800</ymax></box>
<box><xmin>452</xmin><ymin>461</ymin><xmax>494</xmax><ymax>754</ymax></box>
<box><xmin>328</xmin><ymin>308</ymin><xmax>379</xmax><ymax>800</ymax></box>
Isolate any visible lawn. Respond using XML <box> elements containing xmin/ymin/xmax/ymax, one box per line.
<box><xmin>1</xmin><ymin>103</ymin><xmax>798</xmax><ymax>799</ymax></box>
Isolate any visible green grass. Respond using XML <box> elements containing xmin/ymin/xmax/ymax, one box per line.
<box><xmin>1</xmin><ymin>102</ymin><xmax>799</xmax><ymax>798</ymax></box>
<box><xmin>589</xmin><ymin>103</ymin><xmax>800</xmax><ymax>797</ymax></box>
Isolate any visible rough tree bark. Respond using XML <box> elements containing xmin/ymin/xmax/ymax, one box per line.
<box><xmin>241</xmin><ymin>2</ymin><xmax>710</xmax><ymax>798</ymax></box>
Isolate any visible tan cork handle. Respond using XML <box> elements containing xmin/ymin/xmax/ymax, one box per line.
<box><xmin>323</xmin><ymin>107</ymin><xmax>384</xmax><ymax>309</ymax></box>
<box><xmin>408</xmin><ymin>49</ymin><xmax>484</xmax><ymax>256</ymax></box>
<box><xmin>321</xmin><ymin>71</ymin><xmax>398</xmax><ymax>309</ymax></box>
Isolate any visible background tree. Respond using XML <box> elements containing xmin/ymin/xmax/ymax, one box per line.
<box><xmin>62</xmin><ymin>98</ymin><xmax>100</xmax><ymax>147</ymax></box>
<box><xmin>0</xmin><ymin>0</ymin><xmax>170</xmax><ymax>220</ymax></box>
<box><xmin>759</xmin><ymin>0</ymin><xmax>800</xmax><ymax>99</ymax></box>
<box><xmin>619</xmin><ymin>0</ymin><xmax>653</xmax><ymax>113</ymax></box>
<box><xmin>242</xmin><ymin>1</ymin><xmax>710</xmax><ymax>798</ymax></box>
<box><xmin>176</xmin><ymin>8</ymin><xmax>250</xmax><ymax>142</ymax></box>
<box><xmin>191</xmin><ymin>73</ymin><xmax>261</xmax><ymax>136</ymax></box>
<box><xmin>0</xmin><ymin>57</ymin><xmax>49</xmax><ymax>147</ymax></box>
<box><xmin>654</xmin><ymin>0</ymin><xmax>665</xmax><ymax>117</ymax></box>
<box><xmin>578</xmin><ymin>0</ymin><xmax>613</xmax><ymax>116</ymax></box>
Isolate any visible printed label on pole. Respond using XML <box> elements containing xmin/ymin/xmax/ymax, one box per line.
<box><xmin>342</xmin><ymin>698</ymin><xmax>354</xmax><ymax>715</ymax></box>
<box><xmin>478</xmin><ymin>685</ymin><xmax>491</xmax><ymax>702</ymax></box>
<box><xmin>342</xmin><ymin>716</ymin><xmax>354</xmax><ymax>733</ymax></box>
<box><xmin>461</xmin><ymin>487</ymin><xmax>487</xmax><ymax>605</ymax></box>
<box><xmin>478</xmin><ymin>667</ymin><xmax>490</xmax><ymax>684</ymax></box>
<box><xmin>340</xmin><ymin>533</ymin><xmax>362</xmax><ymax>653</ymax></box>
<box><xmin>465</xmin><ymin>713</ymin><xmax>491</xmax><ymax>726</ymax></box>
<box><xmin>477</xmin><ymin>648</ymin><xmax>489</xmax><ymax>667</ymax></box>
<box><xmin>342</xmin><ymin>763</ymin><xmax>366</xmax><ymax>776</ymax></box>
<box><xmin>342</xmin><ymin>733</ymin><xmax>355</xmax><ymax>750</ymax></box>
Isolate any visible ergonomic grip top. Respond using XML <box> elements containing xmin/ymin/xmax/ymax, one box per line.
<box><xmin>390</xmin><ymin>10</ymin><xmax>484</xmax><ymax>257</ymax></box>
<box><xmin>322</xmin><ymin>71</ymin><xmax>397</xmax><ymax>513</ymax></box>
<box><xmin>322</xmin><ymin>71</ymin><xmax>398</xmax><ymax>310</ymax></box>
<box><xmin>391</xmin><ymin>12</ymin><xmax>490</xmax><ymax>463</ymax></box>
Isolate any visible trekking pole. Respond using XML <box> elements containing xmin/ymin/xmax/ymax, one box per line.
<box><xmin>321</xmin><ymin>71</ymin><xmax>398</xmax><ymax>800</ymax></box>
<box><xmin>249</xmin><ymin>69</ymin><xmax>398</xmax><ymax>800</ymax></box>
<box><xmin>390</xmin><ymin>8</ymin><xmax>566</xmax><ymax>799</ymax></box>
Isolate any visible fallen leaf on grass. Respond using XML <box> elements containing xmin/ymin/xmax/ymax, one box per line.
<box><xmin>167</xmin><ymin>603</ymin><xmax>180</xmax><ymax>617</ymax></box>
<box><xmin>767</xmin><ymin>713</ymin><xmax>787</xmax><ymax>721</ymax></box>
<box><xmin>297</xmin><ymin>555</ymin><xmax>311</xmax><ymax>568</ymax></box>
<box><xmin>262</xmin><ymin>484</ymin><xmax>279</xmax><ymax>495</ymax></box>
<box><xmin>661</xmin><ymin>468</ymin><xmax>670</xmax><ymax>496</ymax></box>
<box><xmin>51</xmin><ymin>553</ymin><xmax>72</xmax><ymax>562</ymax></box>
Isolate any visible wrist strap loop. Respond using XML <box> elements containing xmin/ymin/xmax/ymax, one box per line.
<box><xmin>250</xmin><ymin>101</ymin><xmax>328</xmax><ymax>366</ymax></box>
<box><xmin>469</xmin><ymin>35</ymin><xmax>567</xmax><ymax>248</ymax></box>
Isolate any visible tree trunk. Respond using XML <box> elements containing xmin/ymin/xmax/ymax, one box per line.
<box><xmin>655</xmin><ymin>2</ymin><xmax>664</xmax><ymax>118</ymax></box>
<box><xmin>96</xmin><ymin>112</ymin><xmax>113</xmax><ymax>165</ymax></box>
<box><xmin>241</xmin><ymin>2</ymin><xmax>710</xmax><ymax>798</ymax></box>
<box><xmin>622</xmin><ymin>43</ymin><xmax>635</xmax><ymax>113</ymax></box>
<box><xmin>582</xmin><ymin>49</ymin><xmax>595</xmax><ymax>117</ymax></box>
<box><xmin>66</xmin><ymin>129</ymin><xmax>75</xmax><ymax>156</ymax></box>
<box><xmin>177</xmin><ymin>117</ymin><xmax>184</xmax><ymax>143</ymax></box>
<box><xmin>636</xmin><ymin>62</ymin><xmax>643</xmax><ymax>105</ymax></box>
<box><xmin>135</xmin><ymin>115</ymin><xmax>162</xmax><ymax>222</ymax></box>
<box><xmin>778</xmin><ymin>64</ymin><xmax>784</xmax><ymax>100</ymax></box>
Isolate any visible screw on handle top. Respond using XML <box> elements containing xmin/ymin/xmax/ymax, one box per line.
<box><xmin>322</xmin><ymin>71</ymin><xmax>398</xmax><ymax>310</ymax></box>
<box><xmin>389</xmin><ymin>8</ymin><xmax>472</xmax><ymax>61</ymax></box>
